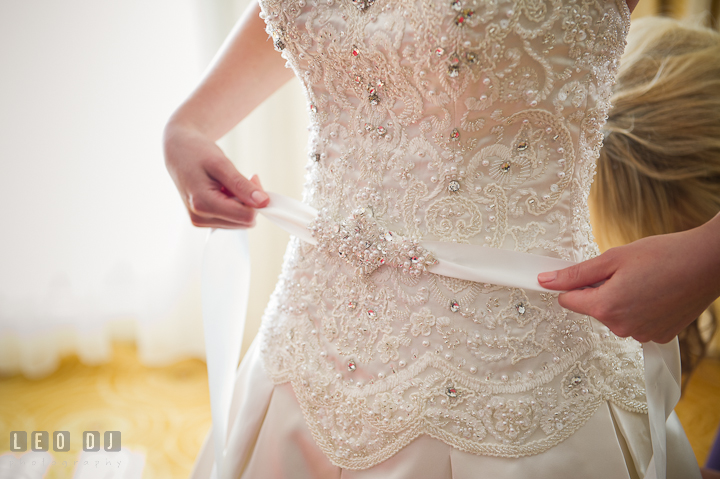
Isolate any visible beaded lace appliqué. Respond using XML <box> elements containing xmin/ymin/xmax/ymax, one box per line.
<box><xmin>311</xmin><ymin>205</ymin><xmax>438</xmax><ymax>276</ymax></box>
<box><xmin>257</xmin><ymin>0</ymin><xmax>639</xmax><ymax>469</ymax></box>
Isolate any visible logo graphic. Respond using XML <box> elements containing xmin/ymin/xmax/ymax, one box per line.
<box><xmin>9</xmin><ymin>431</ymin><xmax>120</xmax><ymax>452</ymax></box>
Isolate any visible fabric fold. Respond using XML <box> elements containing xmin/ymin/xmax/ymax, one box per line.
<box><xmin>641</xmin><ymin>340</ymin><xmax>682</xmax><ymax>479</ymax></box>
<box><xmin>201</xmin><ymin>228</ymin><xmax>251</xmax><ymax>479</ymax></box>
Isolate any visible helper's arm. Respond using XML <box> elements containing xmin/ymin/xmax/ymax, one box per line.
<box><xmin>539</xmin><ymin>213</ymin><xmax>720</xmax><ymax>343</ymax></box>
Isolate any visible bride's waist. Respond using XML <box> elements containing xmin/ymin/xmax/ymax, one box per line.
<box><xmin>263</xmin><ymin>261</ymin><xmax>642</xmax><ymax>393</ymax></box>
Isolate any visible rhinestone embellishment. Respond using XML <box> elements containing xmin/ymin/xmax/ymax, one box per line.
<box><xmin>450</xmin><ymin>300</ymin><xmax>460</xmax><ymax>312</ymax></box>
<box><xmin>271</xmin><ymin>28</ymin><xmax>286</xmax><ymax>51</ymax></box>
<box><xmin>351</xmin><ymin>0</ymin><xmax>374</xmax><ymax>11</ymax></box>
<box><xmin>517</xmin><ymin>141</ymin><xmax>528</xmax><ymax>151</ymax></box>
<box><xmin>500</xmin><ymin>161</ymin><xmax>511</xmax><ymax>172</ymax></box>
<box><xmin>450</xmin><ymin>128</ymin><xmax>460</xmax><ymax>141</ymax></box>
<box><xmin>348</xmin><ymin>359</ymin><xmax>357</xmax><ymax>372</ymax></box>
<box><xmin>311</xmin><ymin>207</ymin><xmax>438</xmax><ymax>276</ymax></box>
<box><xmin>454</xmin><ymin>9</ymin><xmax>475</xmax><ymax>26</ymax></box>
<box><xmin>448</xmin><ymin>55</ymin><xmax>461</xmax><ymax>77</ymax></box>
<box><xmin>516</xmin><ymin>303</ymin><xmax>526</xmax><ymax>314</ymax></box>
<box><xmin>448</xmin><ymin>180</ymin><xmax>461</xmax><ymax>192</ymax></box>
<box><xmin>446</xmin><ymin>386</ymin><xmax>458</xmax><ymax>398</ymax></box>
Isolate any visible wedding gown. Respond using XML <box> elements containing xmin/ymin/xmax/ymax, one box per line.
<box><xmin>191</xmin><ymin>0</ymin><xmax>701</xmax><ymax>478</ymax></box>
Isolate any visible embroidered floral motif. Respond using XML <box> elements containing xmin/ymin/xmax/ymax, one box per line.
<box><xmin>410</xmin><ymin>307</ymin><xmax>436</xmax><ymax>337</ymax></box>
<box><xmin>435</xmin><ymin>316</ymin><xmax>467</xmax><ymax>349</ymax></box>
<box><xmin>377</xmin><ymin>335</ymin><xmax>401</xmax><ymax>363</ymax></box>
<box><xmin>258</xmin><ymin>0</ymin><xmax>638</xmax><ymax>470</ymax></box>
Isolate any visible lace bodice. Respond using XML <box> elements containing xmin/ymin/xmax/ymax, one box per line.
<box><xmin>257</xmin><ymin>0</ymin><xmax>644</xmax><ymax>469</ymax></box>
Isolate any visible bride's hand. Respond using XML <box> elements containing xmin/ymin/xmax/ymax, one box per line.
<box><xmin>537</xmin><ymin>215</ymin><xmax>720</xmax><ymax>343</ymax></box>
<box><xmin>163</xmin><ymin>123</ymin><xmax>269</xmax><ymax>228</ymax></box>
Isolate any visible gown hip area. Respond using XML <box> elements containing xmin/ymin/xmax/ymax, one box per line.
<box><xmin>190</xmin><ymin>337</ymin><xmax>700</xmax><ymax>479</ymax></box>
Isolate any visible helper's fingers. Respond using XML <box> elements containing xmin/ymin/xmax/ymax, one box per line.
<box><xmin>556</xmin><ymin>280</ymin><xmax>638</xmax><ymax>340</ymax></box>
<box><xmin>538</xmin><ymin>249</ymin><xmax>618</xmax><ymax>291</ymax></box>
<box><xmin>556</xmin><ymin>286</ymin><xmax>604</xmax><ymax>320</ymax></box>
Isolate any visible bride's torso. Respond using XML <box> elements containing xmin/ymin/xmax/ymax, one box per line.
<box><xmin>257</xmin><ymin>0</ymin><xmax>644</xmax><ymax>469</ymax></box>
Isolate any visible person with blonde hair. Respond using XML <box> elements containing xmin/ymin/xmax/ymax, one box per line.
<box><xmin>541</xmin><ymin>16</ymin><xmax>720</xmax><ymax>479</ymax></box>
<box><xmin>539</xmin><ymin>16</ymin><xmax>720</xmax><ymax>348</ymax></box>
<box><xmin>598</xmin><ymin>16</ymin><xmax>720</xmax><ymax>479</ymax></box>
<box><xmin>592</xmin><ymin>15</ymin><xmax>720</xmax><ymax>380</ymax></box>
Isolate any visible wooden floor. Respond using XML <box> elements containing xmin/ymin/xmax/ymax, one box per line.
<box><xmin>0</xmin><ymin>342</ymin><xmax>718</xmax><ymax>478</ymax></box>
<box><xmin>0</xmin><ymin>343</ymin><xmax>211</xmax><ymax>479</ymax></box>
<box><xmin>676</xmin><ymin>357</ymin><xmax>720</xmax><ymax>467</ymax></box>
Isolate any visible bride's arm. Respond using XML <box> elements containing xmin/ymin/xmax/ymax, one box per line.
<box><xmin>164</xmin><ymin>2</ymin><xmax>294</xmax><ymax>228</ymax></box>
<box><xmin>538</xmin><ymin>213</ymin><xmax>720</xmax><ymax>343</ymax></box>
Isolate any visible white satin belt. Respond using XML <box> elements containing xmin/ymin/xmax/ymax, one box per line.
<box><xmin>201</xmin><ymin>192</ymin><xmax>680</xmax><ymax>479</ymax></box>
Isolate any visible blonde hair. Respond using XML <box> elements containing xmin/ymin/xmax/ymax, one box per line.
<box><xmin>590</xmin><ymin>16</ymin><xmax>720</xmax><ymax>380</ymax></box>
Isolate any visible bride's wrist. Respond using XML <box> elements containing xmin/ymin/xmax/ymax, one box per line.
<box><xmin>163</xmin><ymin>117</ymin><xmax>209</xmax><ymax>149</ymax></box>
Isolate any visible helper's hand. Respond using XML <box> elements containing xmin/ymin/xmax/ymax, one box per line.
<box><xmin>164</xmin><ymin>123</ymin><xmax>269</xmax><ymax>228</ymax></box>
<box><xmin>538</xmin><ymin>216</ymin><xmax>720</xmax><ymax>343</ymax></box>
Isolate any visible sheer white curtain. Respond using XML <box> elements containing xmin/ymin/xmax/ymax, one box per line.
<box><xmin>0</xmin><ymin>0</ymin><xmax>307</xmax><ymax>377</ymax></box>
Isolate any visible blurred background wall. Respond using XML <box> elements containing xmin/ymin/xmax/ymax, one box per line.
<box><xmin>0</xmin><ymin>0</ymin><xmax>717</xmax><ymax>379</ymax></box>
<box><xmin>0</xmin><ymin>0</ymin><xmax>306</xmax><ymax>377</ymax></box>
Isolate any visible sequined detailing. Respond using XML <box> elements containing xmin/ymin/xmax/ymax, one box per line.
<box><xmin>350</xmin><ymin>0</ymin><xmax>375</xmax><ymax>11</ymax></box>
<box><xmin>258</xmin><ymin>0</ymin><xmax>637</xmax><ymax>470</ymax></box>
<box><xmin>310</xmin><ymin>206</ymin><xmax>438</xmax><ymax>276</ymax></box>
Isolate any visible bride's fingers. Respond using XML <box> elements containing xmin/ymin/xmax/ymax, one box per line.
<box><xmin>205</xmin><ymin>158</ymin><xmax>269</xmax><ymax>208</ymax></box>
<box><xmin>189</xmin><ymin>211</ymin><xmax>255</xmax><ymax>229</ymax></box>
<box><xmin>189</xmin><ymin>186</ymin><xmax>258</xmax><ymax>225</ymax></box>
<box><xmin>200</xmin><ymin>188</ymin><xmax>262</xmax><ymax>225</ymax></box>
<box><xmin>250</xmin><ymin>174</ymin><xmax>263</xmax><ymax>188</ymax></box>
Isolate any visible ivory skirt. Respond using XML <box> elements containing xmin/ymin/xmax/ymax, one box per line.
<box><xmin>189</xmin><ymin>338</ymin><xmax>700</xmax><ymax>479</ymax></box>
